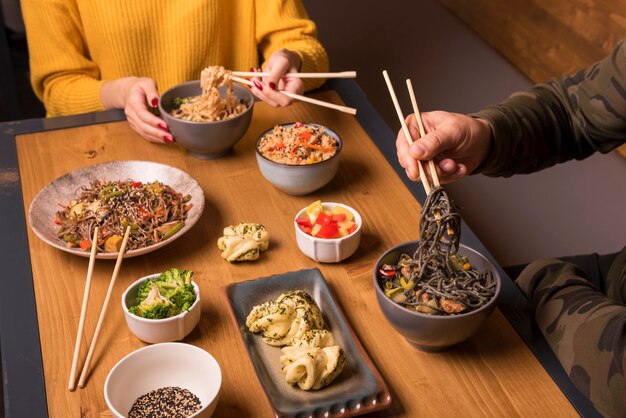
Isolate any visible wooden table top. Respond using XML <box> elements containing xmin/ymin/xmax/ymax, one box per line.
<box><xmin>15</xmin><ymin>90</ymin><xmax>576</xmax><ymax>417</ymax></box>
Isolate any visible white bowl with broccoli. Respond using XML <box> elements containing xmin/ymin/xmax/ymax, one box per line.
<box><xmin>122</xmin><ymin>268</ymin><xmax>201</xmax><ymax>344</ymax></box>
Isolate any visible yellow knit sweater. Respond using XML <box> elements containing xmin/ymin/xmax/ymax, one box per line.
<box><xmin>21</xmin><ymin>0</ymin><xmax>329</xmax><ymax>116</ymax></box>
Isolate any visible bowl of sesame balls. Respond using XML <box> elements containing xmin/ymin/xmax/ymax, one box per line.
<box><xmin>104</xmin><ymin>343</ymin><xmax>222</xmax><ymax>417</ymax></box>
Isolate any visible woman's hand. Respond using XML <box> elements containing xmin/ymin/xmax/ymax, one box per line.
<box><xmin>249</xmin><ymin>48</ymin><xmax>303</xmax><ymax>106</ymax></box>
<box><xmin>100</xmin><ymin>77</ymin><xmax>174</xmax><ymax>144</ymax></box>
<box><xmin>396</xmin><ymin>111</ymin><xmax>493</xmax><ymax>184</ymax></box>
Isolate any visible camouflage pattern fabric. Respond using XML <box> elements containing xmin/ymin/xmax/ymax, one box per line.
<box><xmin>474</xmin><ymin>38</ymin><xmax>626</xmax><ymax>177</ymax></box>
<box><xmin>515</xmin><ymin>246</ymin><xmax>626</xmax><ymax>418</ymax></box>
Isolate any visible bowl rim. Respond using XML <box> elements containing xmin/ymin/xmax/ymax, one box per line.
<box><xmin>104</xmin><ymin>342</ymin><xmax>222</xmax><ymax>417</ymax></box>
<box><xmin>294</xmin><ymin>201</ymin><xmax>362</xmax><ymax>242</ymax></box>
<box><xmin>373</xmin><ymin>240</ymin><xmax>501</xmax><ymax>320</ymax></box>
<box><xmin>255</xmin><ymin>122</ymin><xmax>343</xmax><ymax>167</ymax></box>
<box><xmin>122</xmin><ymin>273</ymin><xmax>201</xmax><ymax>323</ymax></box>
<box><xmin>158</xmin><ymin>80</ymin><xmax>254</xmax><ymax>126</ymax></box>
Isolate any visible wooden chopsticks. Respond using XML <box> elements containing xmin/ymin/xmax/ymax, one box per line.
<box><xmin>68</xmin><ymin>227</ymin><xmax>99</xmax><ymax>391</ymax></box>
<box><xmin>232</xmin><ymin>70</ymin><xmax>356</xmax><ymax>79</ymax></box>
<box><xmin>406</xmin><ymin>79</ymin><xmax>440</xmax><ymax>189</ymax></box>
<box><xmin>68</xmin><ymin>226</ymin><xmax>132</xmax><ymax>390</ymax></box>
<box><xmin>231</xmin><ymin>75</ymin><xmax>357</xmax><ymax>116</ymax></box>
<box><xmin>382</xmin><ymin>70</ymin><xmax>440</xmax><ymax>194</ymax></box>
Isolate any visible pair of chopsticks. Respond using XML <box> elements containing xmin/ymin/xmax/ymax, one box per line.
<box><xmin>68</xmin><ymin>226</ymin><xmax>132</xmax><ymax>391</ymax></box>
<box><xmin>382</xmin><ymin>70</ymin><xmax>440</xmax><ymax>195</ymax></box>
<box><xmin>230</xmin><ymin>71</ymin><xmax>358</xmax><ymax>116</ymax></box>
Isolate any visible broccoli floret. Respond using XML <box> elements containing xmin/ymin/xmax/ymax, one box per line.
<box><xmin>157</xmin><ymin>268</ymin><xmax>193</xmax><ymax>297</ymax></box>
<box><xmin>168</xmin><ymin>283</ymin><xmax>197</xmax><ymax>312</ymax></box>
<box><xmin>136</xmin><ymin>268</ymin><xmax>193</xmax><ymax>303</ymax></box>
<box><xmin>131</xmin><ymin>268</ymin><xmax>196</xmax><ymax>319</ymax></box>
<box><xmin>172</xmin><ymin>97</ymin><xmax>184</xmax><ymax>109</ymax></box>
<box><xmin>129</xmin><ymin>287</ymin><xmax>177</xmax><ymax>319</ymax></box>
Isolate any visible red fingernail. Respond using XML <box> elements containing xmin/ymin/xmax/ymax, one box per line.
<box><xmin>269</xmin><ymin>82</ymin><xmax>276</xmax><ymax>90</ymax></box>
<box><xmin>249</xmin><ymin>67</ymin><xmax>255</xmax><ymax>72</ymax></box>
<box><xmin>157</xmin><ymin>123</ymin><xmax>169</xmax><ymax>132</ymax></box>
<box><xmin>253</xmin><ymin>81</ymin><xmax>263</xmax><ymax>91</ymax></box>
<box><xmin>151</xmin><ymin>98</ymin><xmax>158</xmax><ymax>108</ymax></box>
<box><xmin>164</xmin><ymin>135</ymin><xmax>175</xmax><ymax>143</ymax></box>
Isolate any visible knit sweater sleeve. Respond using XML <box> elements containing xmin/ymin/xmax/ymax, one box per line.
<box><xmin>22</xmin><ymin>0</ymin><xmax>106</xmax><ymax>116</ymax></box>
<box><xmin>255</xmin><ymin>0</ymin><xmax>329</xmax><ymax>91</ymax></box>
<box><xmin>473</xmin><ymin>38</ymin><xmax>626</xmax><ymax>177</ymax></box>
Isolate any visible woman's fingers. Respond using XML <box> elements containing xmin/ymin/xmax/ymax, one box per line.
<box><xmin>250</xmin><ymin>48</ymin><xmax>304</xmax><ymax>107</ymax></box>
<box><xmin>125</xmin><ymin>81</ymin><xmax>173</xmax><ymax>144</ymax></box>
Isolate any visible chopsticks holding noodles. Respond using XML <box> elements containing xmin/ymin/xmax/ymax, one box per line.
<box><xmin>69</xmin><ymin>226</ymin><xmax>132</xmax><ymax>389</ymax></box>
<box><xmin>232</xmin><ymin>70</ymin><xmax>356</xmax><ymax>79</ymax></box>
<box><xmin>231</xmin><ymin>76</ymin><xmax>357</xmax><ymax>115</ymax></box>
<box><xmin>68</xmin><ymin>226</ymin><xmax>99</xmax><ymax>391</ymax></box>
<box><xmin>382</xmin><ymin>70</ymin><xmax>440</xmax><ymax>194</ymax></box>
<box><xmin>406</xmin><ymin>79</ymin><xmax>440</xmax><ymax>189</ymax></box>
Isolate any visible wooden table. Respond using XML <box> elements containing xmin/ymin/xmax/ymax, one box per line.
<box><xmin>1</xmin><ymin>83</ymin><xmax>585</xmax><ymax>417</ymax></box>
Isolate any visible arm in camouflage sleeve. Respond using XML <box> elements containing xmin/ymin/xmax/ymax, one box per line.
<box><xmin>474</xmin><ymin>38</ymin><xmax>626</xmax><ymax>177</ymax></box>
<box><xmin>515</xmin><ymin>248</ymin><xmax>626</xmax><ymax>418</ymax></box>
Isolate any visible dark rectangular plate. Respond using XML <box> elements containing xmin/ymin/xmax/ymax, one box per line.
<box><xmin>222</xmin><ymin>268</ymin><xmax>392</xmax><ymax>417</ymax></box>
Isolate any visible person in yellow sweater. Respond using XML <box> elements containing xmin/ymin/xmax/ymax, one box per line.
<box><xmin>21</xmin><ymin>0</ymin><xmax>329</xmax><ymax>144</ymax></box>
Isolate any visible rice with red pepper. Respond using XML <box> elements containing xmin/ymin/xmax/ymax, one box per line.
<box><xmin>257</xmin><ymin>123</ymin><xmax>338</xmax><ymax>165</ymax></box>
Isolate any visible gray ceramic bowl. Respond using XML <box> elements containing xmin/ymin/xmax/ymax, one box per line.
<box><xmin>373</xmin><ymin>240</ymin><xmax>501</xmax><ymax>352</ymax></box>
<box><xmin>159</xmin><ymin>81</ymin><xmax>254</xmax><ymax>159</ymax></box>
<box><xmin>255</xmin><ymin>123</ymin><xmax>342</xmax><ymax>195</ymax></box>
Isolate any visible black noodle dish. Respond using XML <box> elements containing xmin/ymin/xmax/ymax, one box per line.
<box><xmin>54</xmin><ymin>179</ymin><xmax>192</xmax><ymax>253</ymax></box>
<box><xmin>377</xmin><ymin>187</ymin><xmax>497</xmax><ymax>315</ymax></box>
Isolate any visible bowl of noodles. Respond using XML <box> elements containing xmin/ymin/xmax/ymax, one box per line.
<box><xmin>159</xmin><ymin>66</ymin><xmax>254</xmax><ymax>159</ymax></box>
<box><xmin>373</xmin><ymin>240</ymin><xmax>501</xmax><ymax>352</ymax></box>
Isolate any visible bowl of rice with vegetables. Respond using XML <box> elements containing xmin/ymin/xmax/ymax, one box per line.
<box><xmin>255</xmin><ymin>122</ymin><xmax>342</xmax><ymax>195</ymax></box>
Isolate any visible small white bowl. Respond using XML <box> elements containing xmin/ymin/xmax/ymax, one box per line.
<box><xmin>122</xmin><ymin>274</ymin><xmax>201</xmax><ymax>344</ymax></box>
<box><xmin>104</xmin><ymin>342</ymin><xmax>221</xmax><ymax>418</ymax></box>
<box><xmin>294</xmin><ymin>202</ymin><xmax>362</xmax><ymax>263</ymax></box>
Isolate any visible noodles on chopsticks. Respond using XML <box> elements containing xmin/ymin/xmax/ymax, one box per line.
<box><xmin>55</xmin><ymin>180</ymin><xmax>192</xmax><ymax>252</ymax></box>
<box><xmin>171</xmin><ymin>66</ymin><xmax>247</xmax><ymax>122</ymax></box>
<box><xmin>378</xmin><ymin>187</ymin><xmax>496</xmax><ymax>315</ymax></box>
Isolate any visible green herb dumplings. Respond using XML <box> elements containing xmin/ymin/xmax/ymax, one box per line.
<box><xmin>246</xmin><ymin>290</ymin><xmax>345</xmax><ymax>390</ymax></box>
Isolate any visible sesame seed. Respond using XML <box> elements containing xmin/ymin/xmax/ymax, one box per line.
<box><xmin>128</xmin><ymin>386</ymin><xmax>201</xmax><ymax>418</ymax></box>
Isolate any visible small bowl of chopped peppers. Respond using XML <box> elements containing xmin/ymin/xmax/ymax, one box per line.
<box><xmin>294</xmin><ymin>201</ymin><xmax>361</xmax><ymax>263</ymax></box>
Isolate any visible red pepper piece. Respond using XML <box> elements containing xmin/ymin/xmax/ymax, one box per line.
<box><xmin>295</xmin><ymin>217</ymin><xmax>311</xmax><ymax>227</ymax></box>
<box><xmin>331</xmin><ymin>213</ymin><xmax>346</xmax><ymax>222</ymax></box>
<box><xmin>316</xmin><ymin>222</ymin><xmax>339</xmax><ymax>239</ymax></box>
<box><xmin>315</xmin><ymin>212</ymin><xmax>332</xmax><ymax>226</ymax></box>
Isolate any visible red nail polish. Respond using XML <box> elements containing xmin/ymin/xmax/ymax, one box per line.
<box><xmin>269</xmin><ymin>82</ymin><xmax>276</xmax><ymax>90</ymax></box>
<box><xmin>253</xmin><ymin>81</ymin><xmax>263</xmax><ymax>91</ymax></box>
<box><xmin>249</xmin><ymin>67</ymin><xmax>255</xmax><ymax>72</ymax></box>
<box><xmin>157</xmin><ymin>123</ymin><xmax>169</xmax><ymax>132</ymax></box>
<box><xmin>164</xmin><ymin>135</ymin><xmax>175</xmax><ymax>143</ymax></box>
<box><xmin>151</xmin><ymin>98</ymin><xmax>158</xmax><ymax>108</ymax></box>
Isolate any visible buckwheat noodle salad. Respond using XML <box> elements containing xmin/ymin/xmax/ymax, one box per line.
<box><xmin>55</xmin><ymin>179</ymin><xmax>192</xmax><ymax>253</ymax></box>
<box><xmin>170</xmin><ymin>65</ymin><xmax>247</xmax><ymax>122</ymax></box>
<box><xmin>378</xmin><ymin>186</ymin><xmax>496</xmax><ymax>315</ymax></box>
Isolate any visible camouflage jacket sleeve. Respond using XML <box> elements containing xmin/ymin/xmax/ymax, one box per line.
<box><xmin>473</xmin><ymin>38</ymin><xmax>626</xmax><ymax>177</ymax></box>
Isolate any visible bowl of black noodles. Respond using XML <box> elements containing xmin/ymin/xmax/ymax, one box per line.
<box><xmin>373</xmin><ymin>240</ymin><xmax>501</xmax><ymax>352</ymax></box>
